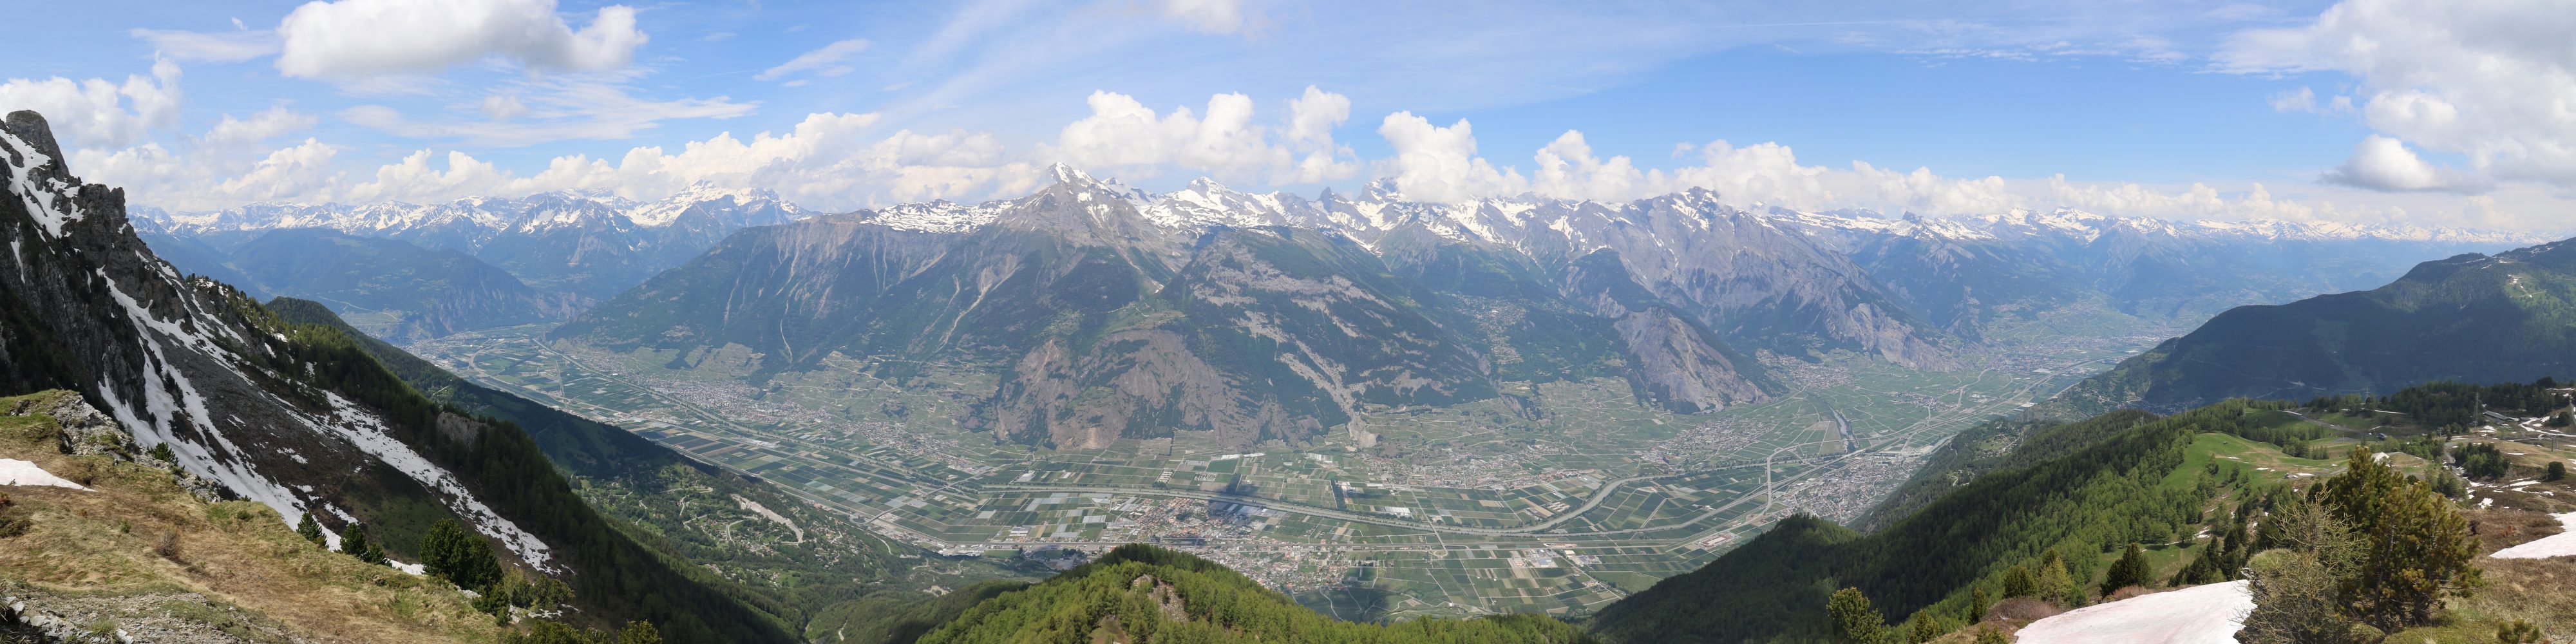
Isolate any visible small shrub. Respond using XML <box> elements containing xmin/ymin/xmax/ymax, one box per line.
<box><xmin>156</xmin><ymin>533</ymin><xmax>184</xmax><ymax>562</ymax></box>
<box><xmin>2548</xmin><ymin>461</ymin><xmax>2568</xmax><ymax>482</ymax></box>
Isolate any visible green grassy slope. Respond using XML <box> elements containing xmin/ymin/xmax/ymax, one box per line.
<box><xmin>1586</xmin><ymin>399</ymin><xmax>2329</xmax><ymax>643</ymax></box>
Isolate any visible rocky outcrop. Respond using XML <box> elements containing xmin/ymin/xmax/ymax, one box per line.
<box><xmin>0</xmin><ymin>109</ymin><xmax>542</xmax><ymax>562</ymax></box>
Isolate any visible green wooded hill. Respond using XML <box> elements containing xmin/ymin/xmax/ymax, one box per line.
<box><xmin>917</xmin><ymin>545</ymin><xmax>1596</xmax><ymax>644</ymax></box>
<box><xmin>1586</xmin><ymin>398</ymin><xmax>2333</xmax><ymax>643</ymax></box>
<box><xmin>2056</xmin><ymin>236</ymin><xmax>2576</xmax><ymax>414</ymax></box>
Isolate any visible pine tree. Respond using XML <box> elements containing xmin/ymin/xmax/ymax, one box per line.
<box><xmin>2034</xmin><ymin>549</ymin><xmax>2074</xmax><ymax>605</ymax></box>
<box><xmin>1906</xmin><ymin>615</ymin><xmax>1940</xmax><ymax>643</ymax></box>
<box><xmin>2002</xmin><ymin>564</ymin><xmax>2034</xmax><ymax>598</ymax></box>
<box><xmin>339</xmin><ymin>523</ymin><xmax>386</xmax><ymax>565</ymax></box>
<box><xmin>295</xmin><ymin>512</ymin><xmax>325</xmax><ymax>548</ymax></box>
<box><xmin>1972</xmin><ymin>627</ymin><xmax>2007</xmax><ymax>644</ymax></box>
<box><xmin>2548</xmin><ymin>460</ymin><xmax>2567</xmax><ymax>482</ymax></box>
<box><xmin>1968</xmin><ymin>587</ymin><xmax>1990</xmax><ymax>624</ymax></box>
<box><xmin>2099</xmin><ymin>543</ymin><xmax>2150</xmax><ymax>595</ymax></box>
<box><xmin>1826</xmin><ymin>587</ymin><xmax>1889</xmax><ymax>644</ymax></box>
<box><xmin>614</xmin><ymin>621</ymin><xmax>662</xmax><ymax>644</ymax></box>
<box><xmin>2318</xmin><ymin>448</ymin><xmax>2482</xmax><ymax>632</ymax></box>
<box><xmin>420</xmin><ymin>518</ymin><xmax>504</xmax><ymax>590</ymax></box>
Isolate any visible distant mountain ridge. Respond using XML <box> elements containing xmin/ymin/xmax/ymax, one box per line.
<box><xmin>2057</xmin><ymin>234</ymin><xmax>2576</xmax><ymax>414</ymax></box>
<box><xmin>139</xmin><ymin>227</ymin><xmax>589</xmax><ymax>342</ymax></box>
<box><xmin>140</xmin><ymin>184</ymin><xmax>812</xmax><ymax>299</ymax></box>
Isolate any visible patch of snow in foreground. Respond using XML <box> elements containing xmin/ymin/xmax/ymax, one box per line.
<box><xmin>388</xmin><ymin>560</ymin><xmax>426</xmax><ymax>576</ymax></box>
<box><xmin>2016</xmin><ymin>580</ymin><xmax>2251</xmax><ymax>644</ymax></box>
<box><xmin>2491</xmin><ymin>511</ymin><xmax>2576</xmax><ymax>559</ymax></box>
<box><xmin>0</xmin><ymin>459</ymin><xmax>90</xmax><ymax>490</ymax></box>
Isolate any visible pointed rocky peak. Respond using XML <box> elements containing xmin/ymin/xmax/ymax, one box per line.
<box><xmin>1</xmin><ymin>110</ymin><xmax>94</xmax><ymax>240</ymax></box>
<box><xmin>1044</xmin><ymin>162</ymin><xmax>1097</xmax><ymax>186</ymax></box>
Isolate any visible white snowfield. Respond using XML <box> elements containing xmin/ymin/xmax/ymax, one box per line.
<box><xmin>0</xmin><ymin>459</ymin><xmax>90</xmax><ymax>490</ymax></box>
<box><xmin>2490</xmin><ymin>511</ymin><xmax>2576</xmax><ymax>559</ymax></box>
<box><xmin>2015</xmin><ymin>580</ymin><xmax>2253</xmax><ymax>644</ymax></box>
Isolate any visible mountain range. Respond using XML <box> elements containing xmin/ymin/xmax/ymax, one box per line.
<box><xmin>544</xmin><ymin>164</ymin><xmax>2535</xmax><ymax>450</ymax></box>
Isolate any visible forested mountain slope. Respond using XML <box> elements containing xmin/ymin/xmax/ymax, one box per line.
<box><xmin>2058</xmin><ymin>236</ymin><xmax>2576</xmax><ymax>414</ymax></box>
<box><xmin>0</xmin><ymin>109</ymin><xmax>800</xmax><ymax>643</ymax></box>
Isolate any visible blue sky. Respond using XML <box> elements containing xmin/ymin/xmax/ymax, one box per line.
<box><xmin>5</xmin><ymin>0</ymin><xmax>2570</xmax><ymax>231</ymax></box>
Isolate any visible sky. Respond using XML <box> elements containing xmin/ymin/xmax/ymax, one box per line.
<box><xmin>3</xmin><ymin>0</ymin><xmax>2572</xmax><ymax>231</ymax></box>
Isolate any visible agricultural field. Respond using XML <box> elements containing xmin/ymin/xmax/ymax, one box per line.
<box><xmin>405</xmin><ymin>303</ymin><xmax>2182</xmax><ymax>620</ymax></box>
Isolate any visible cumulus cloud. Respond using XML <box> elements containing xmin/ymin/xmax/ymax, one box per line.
<box><xmin>0</xmin><ymin>59</ymin><xmax>184</xmax><ymax>149</ymax></box>
<box><xmin>2320</xmin><ymin>135</ymin><xmax>2492</xmax><ymax>193</ymax></box>
<box><xmin>755</xmin><ymin>39</ymin><xmax>871</xmax><ymax>82</ymax></box>
<box><xmin>2221</xmin><ymin>0</ymin><xmax>2576</xmax><ymax>189</ymax></box>
<box><xmin>275</xmin><ymin>0</ymin><xmax>649</xmax><ymax>79</ymax></box>
<box><xmin>1375</xmin><ymin>112</ymin><xmax>1527</xmax><ymax>202</ymax></box>
<box><xmin>1052</xmin><ymin>87</ymin><xmax>1357</xmax><ymax>185</ymax></box>
<box><xmin>129</xmin><ymin>28</ymin><xmax>283</xmax><ymax>62</ymax></box>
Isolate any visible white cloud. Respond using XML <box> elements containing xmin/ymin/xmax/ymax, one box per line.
<box><xmin>1375</xmin><ymin>112</ymin><xmax>1527</xmax><ymax>202</ymax></box>
<box><xmin>479</xmin><ymin>95</ymin><xmax>529</xmax><ymax>121</ymax></box>
<box><xmin>1157</xmin><ymin>0</ymin><xmax>1254</xmax><ymax>35</ymax></box>
<box><xmin>2267</xmin><ymin>86</ymin><xmax>2315</xmax><ymax>113</ymax></box>
<box><xmin>202</xmin><ymin>107</ymin><xmax>318</xmax><ymax>147</ymax></box>
<box><xmin>129</xmin><ymin>28</ymin><xmax>283</xmax><ymax>62</ymax></box>
<box><xmin>339</xmin><ymin>76</ymin><xmax>756</xmax><ymax>147</ymax></box>
<box><xmin>2221</xmin><ymin>0</ymin><xmax>2576</xmax><ymax>190</ymax></box>
<box><xmin>0</xmin><ymin>59</ymin><xmax>184</xmax><ymax>149</ymax></box>
<box><xmin>2320</xmin><ymin>135</ymin><xmax>2492</xmax><ymax>193</ymax></box>
<box><xmin>1052</xmin><ymin>88</ymin><xmax>1356</xmax><ymax>185</ymax></box>
<box><xmin>275</xmin><ymin>0</ymin><xmax>649</xmax><ymax>79</ymax></box>
<box><xmin>755</xmin><ymin>39</ymin><xmax>872</xmax><ymax>82</ymax></box>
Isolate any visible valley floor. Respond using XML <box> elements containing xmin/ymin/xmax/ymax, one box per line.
<box><xmin>404</xmin><ymin>306</ymin><xmax>2181</xmax><ymax>621</ymax></box>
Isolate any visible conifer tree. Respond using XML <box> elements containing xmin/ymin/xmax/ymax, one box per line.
<box><xmin>339</xmin><ymin>523</ymin><xmax>385</xmax><ymax>565</ymax></box>
<box><xmin>1969</xmin><ymin>587</ymin><xmax>1990</xmax><ymax>623</ymax></box>
<box><xmin>1826</xmin><ymin>587</ymin><xmax>1889</xmax><ymax>644</ymax></box>
<box><xmin>2099</xmin><ymin>543</ymin><xmax>2150</xmax><ymax>595</ymax></box>
<box><xmin>2002</xmin><ymin>564</ymin><xmax>2034</xmax><ymax>598</ymax></box>
<box><xmin>2318</xmin><ymin>448</ymin><xmax>2481</xmax><ymax>631</ymax></box>
<box><xmin>615</xmin><ymin>621</ymin><xmax>661</xmax><ymax>644</ymax></box>
<box><xmin>2034</xmin><ymin>549</ymin><xmax>2074</xmax><ymax>605</ymax></box>
<box><xmin>295</xmin><ymin>512</ymin><xmax>325</xmax><ymax>548</ymax></box>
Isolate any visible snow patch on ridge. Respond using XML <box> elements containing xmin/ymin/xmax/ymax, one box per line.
<box><xmin>0</xmin><ymin>459</ymin><xmax>91</xmax><ymax>490</ymax></box>
<box><xmin>308</xmin><ymin>392</ymin><xmax>555</xmax><ymax>569</ymax></box>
